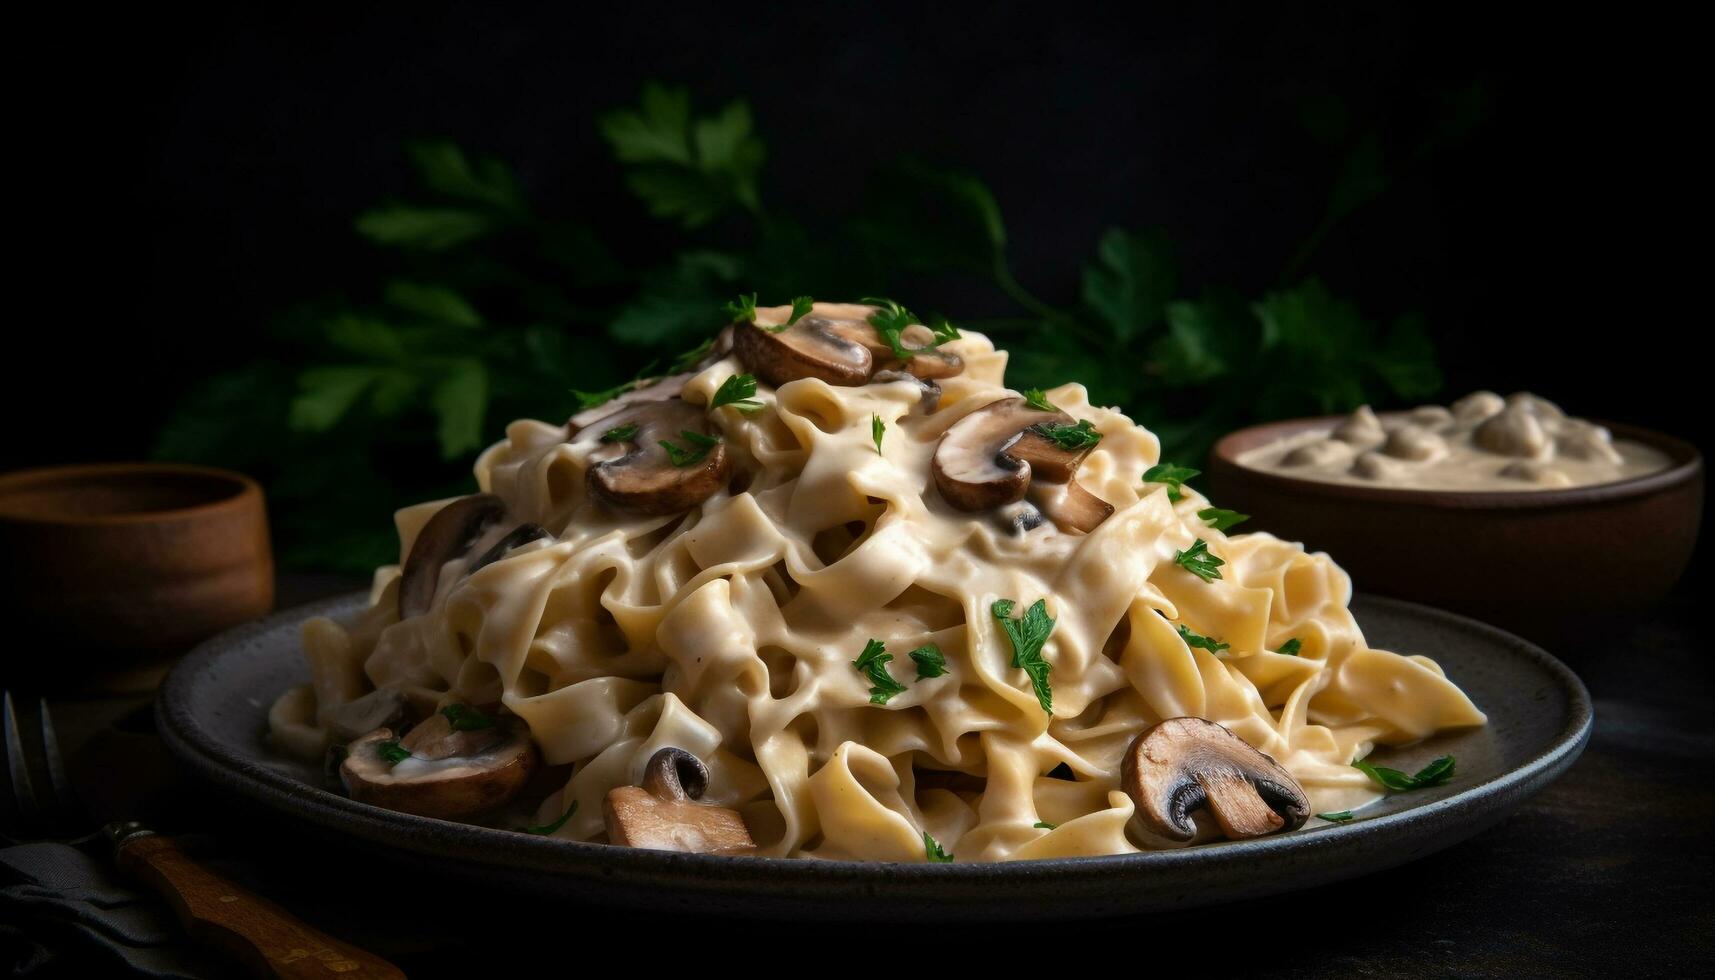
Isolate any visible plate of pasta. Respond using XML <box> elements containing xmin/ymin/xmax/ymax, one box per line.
<box><xmin>158</xmin><ymin>301</ymin><xmax>1591</xmax><ymax>917</ymax></box>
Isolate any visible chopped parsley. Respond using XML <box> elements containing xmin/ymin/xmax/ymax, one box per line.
<box><xmin>786</xmin><ymin>295</ymin><xmax>814</xmax><ymax>326</ymax></box>
<box><xmin>670</xmin><ymin>336</ymin><xmax>716</xmax><ymax>373</ymax></box>
<box><xmin>852</xmin><ymin>639</ymin><xmax>908</xmax><ymax>705</ymax></box>
<box><xmin>1317</xmin><ymin>810</ymin><xmax>1355</xmax><ymax>823</ymax></box>
<box><xmin>1031</xmin><ymin>419</ymin><xmax>1102</xmax><ymax>450</ymax></box>
<box><xmin>1353</xmin><ymin>755</ymin><xmax>1457</xmax><ymax>792</ymax></box>
<box><xmin>1176</xmin><ymin>623</ymin><xmax>1230</xmax><ymax>654</ymax></box>
<box><xmin>659</xmin><ymin>430</ymin><xmax>719</xmax><ymax>467</ymax></box>
<box><xmin>601</xmin><ymin>423</ymin><xmax>639</xmax><ymax>443</ymax></box>
<box><xmin>377</xmin><ymin>739</ymin><xmax>410</xmax><ymax>765</ymax></box>
<box><xmin>711</xmin><ymin>373</ymin><xmax>764</xmax><ymax>414</ymax></box>
<box><xmin>1033</xmin><ymin>820</ymin><xmax>1058</xmax><ymax>830</ymax></box>
<box><xmin>1143</xmin><ymin>462</ymin><xmax>1201</xmax><ymax>503</ymax></box>
<box><xmin>923</xmin><ymin>831</ymin><xmax>954</xmax><ymax>863</ymax></box>
<box><xmin>572</xmin><ymin>377</ymin><xmax>649</xmax><ymax>412</ymax></box>
<box><xmin>861</xmin><ymin>296</ymin><xmax>926</xmax><ymax>359</ymax></box>
<box><xmin>992</xmin><ymin>598</ymin><xmax>1055</xmax><ymax>714</ymax></box>
<box><xmin>723</xmin><ymin>292</ymin><xmax>759</xmax><ymax>323</ymax></box>
<box><xmin>1198</xmin><ymin>507</ymin><xmax>1250</xmax><ymax>531</ymax></box>
<box><xmin>519</xmin><ymin>800</ymin><xmax>579</xmax><ymax>836</ymax></box>
<box><xmin>441</xmin><ymin>703</ymin><xmax>495</xmax><ymax>731</ymax></box>
<box><xmin>928</xmin><ymin>314</ymin><xmax>961</xmax><ymax>344</ymax></box>
<box><xmin>909</xmin><ymin>644</ymin><xmax>947</xmax><ymax>679</ymax></box>
<box><xmin>1022</xmin><ymin>388</ymin><xmax>1057</xmax><ymax>412</ymax></box>
<box><xmin>1275</xmin><ymin>638</ymin><xmax>1303</xmax><ymax>656</ymax></box>
<box><xmin>872</xmin><ymin>413</ymin><xmax>886</xmax><ymax>455</ymax></box>
<box><xmin>1173</xmin><ymin>539</ymin><xmax>1225</xmax><ymax>582</ymax></box>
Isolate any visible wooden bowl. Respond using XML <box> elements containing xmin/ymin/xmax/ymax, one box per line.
<box><xmin>1208</xmin><ymin>417</ymin><xmax>1703</xmax><ymax>644</ymax></box>
<box><xmin>0</xmin><ymin>463</ymin><xmax>274</xmax><ymax>688</ymax></box>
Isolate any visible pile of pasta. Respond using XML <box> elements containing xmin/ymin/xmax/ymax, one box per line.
<box><xmin>272</xmin><ymin>329</ymin><xmax>1485</xmax><ymax>861</ymax></box>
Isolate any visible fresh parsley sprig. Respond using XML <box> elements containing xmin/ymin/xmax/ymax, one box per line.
<box><xmin>862</xmin><ymin>296</ymin><xmax>925</xmax><ymax>359</ymax></box>
<box><xmin>871</xmin><ymin>413</ymin><xmax>885</xmax><ymax>455</ymax></box>
<box><xmin>1353</xmin><ymin>755</ymin><xmax>1456</xmax><ymax>792</ymax></box>
<box><xmin>1143</xmin><ymin>462</ymin><xmax>1201</xmax><ymax>503</ymax></box>
<box><xmin>660</xmin><ymin>430</ymin><xmax>719</xmax><ymax>467</ymax></box>
<box><xmin>1176</xmin><ymin>623</ymin><xmax>1230</xmax><ymax>654</ymax></box>
<box><xmin>1032</xmin><ymin>419</ymin><xmax>1101</xmax><ymax>450</ymax></box>
<box><xmin>923</xmin><ymin>831</ymin><xmax>954</xmax><ymax>863</ymax></box>
<box><xmin>711</xmin><ymin>374</ymin><xmax>764</xmax><ymax>414</ymax></box>
<box><xmin>573</xmin><ymin>377</ymin><xmax>648</xmax><ymax>412</ymax></box>
<box><xmin>909</xmin><ymin>644</ymin><xmax>947</xmax><ymax>679</ymax></box>
<box><xmin>670</xmin><ymin>336</ymin><xmax>716</xmax><ymax>373</ymax></box>
<box><xmin>441</xmin><ymin>704</ymin><xmax>495</xmax><ymax>731</ymax></box>
<box><xmin>1275</xmin><ymin>638</ymin><xmax>1303</xmax><ymax>656</ymax></box>
<box><xmin>1198</xmin><ymin>507</ymin><xmax>1249</xmax><ymax>531</ymax></box>
<box><xmin>601</xmin><ymin>423</ymin><xmax>639</xmax><ymax>443</ymax></box>
<box><xmin>853</xmin><ymin>639</ymin><xmax>908</xmax><ymax>705</ymax></box>
<box><xmin>519</xmin><ymin>800</ymin><xmax>578</xmax><ymax>835</ymax></box>
<box><xmin>992</xmin><ymin>598</ymin><xmax>1055</xmax><ymax>713</ymax></box>
<box><xmin>1173</xmin><ymin>539</ymin><xmax>1224</xmax><ymax>581</ymax></box>
<box><xmin>1023</xmin><ymin>388</ymin><xmax>1057</xmax><ymax>412</ymax></box>
<box><xmin>377</xmin><ymin>739</ymin><xmax>410</xmax><ymax>765</ymax></box>
<box><xmin>786</xmin><ymin>296</ymin><xmax>814</xmax><ymax>326</ymax></box>
<box><xmin>927</xmin><ymin>314</ymin><xmax>960</xmax><ymax>344</ymax></box>
<box><xmin>724</xmin><ymin>292</ymin><xmax>759</xmax><ymax>323</ymax></box>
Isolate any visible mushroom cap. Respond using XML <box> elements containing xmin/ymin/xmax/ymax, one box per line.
<box><xmin>567</xmin><ymin>372</ymin><xmax>696</xmax><ymax>435</ymax></box>
<box><xmin>933</xmin><ymin>397</ymin><xmax>1109</xmax><ymax>523</ymax></box>
<box><xmin>1031</xmin><ymin>479</ymin><xmax>1116</xmax><ymax>534</ymax></box>
<box><xmin>1121</xmin><ymin>717</ymin><xmax>1309</xmax><ymax>842</ymax></box>
<box><xmin>733</xmin><ymin>315</ymin><xmax>874</xmax><ymax>387</ymax></box>
<box><xmin>602</xmin><ymin>747</ymin><xmax>755</xmax><ymax>854</ymax></box>
<box><xmin>341</xmin><ymin>721</ymin><xmax>537</xmax><ymax>821</ymax></box>
<box><xmin>581</xmin><ymin>399</ymin><xmax>732</xmax><ymax>516</ymax></box>
<box><xmin>399</xmin><ymin>494</ymin><xmax>507</xmax><ymax>620</ymax></box>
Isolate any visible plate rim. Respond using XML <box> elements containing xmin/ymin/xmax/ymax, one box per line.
<box><xmin>157</xmin><ymin>591</ymin><xmax>1592</xmax><ymax>890</ymax></box>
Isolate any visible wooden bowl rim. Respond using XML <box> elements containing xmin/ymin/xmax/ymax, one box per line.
<box><xmin>0</xmin><ymin>462</ymin><xmax>264</xmax><ymax>527</ymax></box>
<box><xmin>1210</xmin><ymin>413</ymin><xmax>1704</xmax><ymax>511</ymax></box>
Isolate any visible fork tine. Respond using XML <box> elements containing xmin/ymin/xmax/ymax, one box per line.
<box><xmin>38</xmin><ymin>698</ymin><xmax>76</xmax><ymax>825</ymax></box>
<box><xmin>3</xmin><ymin>690</ymin><xmax>39</xmax><ymax>831</ymax></box>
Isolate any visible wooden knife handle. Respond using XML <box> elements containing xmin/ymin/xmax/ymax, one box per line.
<box><xmin>116</xmin><ymin>833</ymin><xmax>405</xmax><ymax>979</ymax></box>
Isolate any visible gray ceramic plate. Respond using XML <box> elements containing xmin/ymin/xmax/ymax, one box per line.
<box><xmin>157</xmin><ymin>592</ymin><xmax>1590</xmax><ymax>920</ymax></box>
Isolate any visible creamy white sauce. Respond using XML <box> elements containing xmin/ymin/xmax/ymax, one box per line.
<box><xmin>1239</xmin><ymin>392</ymin><xmax>1671</xmax><ymax>491</ymax></box>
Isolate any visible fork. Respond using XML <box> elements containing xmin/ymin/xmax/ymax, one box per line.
<box><xmin>3</xmin><ymin>691</ymin><xmax>405</xmax><ymax>979</ymax></box>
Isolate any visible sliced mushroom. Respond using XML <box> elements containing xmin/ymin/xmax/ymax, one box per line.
<box><xmin>566</xmin><ymin>372</ymin><xmax>695</xmax><ymax>435</ymax></box>
<box><xmin>341</xmin><ymin>716</ymin><xmax>537</xmax><ymax>821</ymax></box>
<box><xmin>603</xmin><ymin>747</ymin><xmax>755</xmax><ymax>854</ymax></box>
<box><xmin>328</xmin><ymin>687</ymin><xmax>411</xmax><ymax>744</ymax></box>
<box><xmin>933</xmin><ymin>397</ymin><xmax>1112</xmax><ymax>532</ymax></box>
<box><xmin>584</xmin><ymin>399</ymin><xmax>731</xmax><ymax>516</ymax></box>
<box><xmin>1122</xmin><ymin>717</ymin><xmax>1309</xmax><ymax>842</ymax></box>
<box><xmin>399</xmin><ymin>494</ymin><xmax>507</xmax><ymax>619</ymax></box>
<box><xmin>467</xmin><ymin>522</ymin><xmax>551</xmax><ymax>574</ymax></box>
<box><xmin>732</xmin><ymin>316</ymin><xmax>874</xmax><ymax>387</ymax></box>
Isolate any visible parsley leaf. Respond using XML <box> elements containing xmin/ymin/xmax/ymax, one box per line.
<box><xmin>1198</xmin><ymin>507</ymin><xmax>1250</xmax><ymax>531</ymax></box>
<box><xmin>723</xmin><ymin>292</ymin><xmax>759</xmax><ymax>323</ymax></box>
<box><xmin>923</xmin><ymin>831</ymin><xmax>954</xmax><ymax>863</ymax></box>
<box><xmin>928</xmin><ymin>314</ymin><xmax>961</xmax><ymax>344</ymax></box>
<box><xmin>520</xmin><ymin>800</ymin><xmax>579</xmax><ymax>835</ymax></box>
<box><xmin>669</xmin><ymin>336</ymin><xmax>715</xmax><ymax>372</ymax></box>
<box><xmin>1276</xmin><ymin>638</ymin><xmax>1303</xmax><ymax>656</ymax></box>
<box><xmin>909</xmin><ymin>644</ymin><xmax>947</xmax><ymax>679</ymax></box>
<box><xmin>1033</xmin><ymin>820</ymin><xmax>1058</xmax><ymax>830</ymax></box>
<box><xmin>862</xmin><ymin>296</ymin><xmax>922</xmax><ymax>358</ymax></box>
<box><xmin>441</xmin><ymin>704</ymin><xmax>496</xmax><ymax>731</ymax></box>
<box><xmin>1353</xmin><ymin>755</ymin><xmax>1457</xmax><ymax>792</ymax></box>
<box><xmin>871</xmin><ymin>413</ymin><xmax>885</xmax><ymax>455</ymax></box>
<box><xmin>711</xmin><ymin>374</ymin><xmax>764</xmax><ymax>414</ymax></box>
<box><xmin>787</xmin><ymin>296</ymin><xmax>814</xmax><ymax>326</ymax></box>
<box><xmin>853</xmin><ymin>639</ymin><xmax>908</xmax><ymax>705</ymax></box>
<box><xmin>1176</xmin><ymin>623</ymin><xmax>1230</xmax><ymax>654</ymax></box>
<box><xmin>377</xmin><ymin>739</ymin><xmax>410</xmax><ymax>765</ymax></box>
<box><xmin>1023</xmin><ymin>388</ymin><xmax>1057</xmax><ymax>412</ymax></box>
<box><xmin>659</xmin><ymin>430</ymin><xmax>719</xmax><ymax>467</ymax></box>
<box><xmin>599</xmin><ymin>85</ymin><xmax>764</xmax><ymax>228</ymax></box>
<box><xmin>572</xmin><ymin>378</ymin><xmax>649</xmax><ymax>412</ymax></box>
<box><xmin>1143</xmin><ymin>462</ymin><xmax>1201</xmax><ymax>503</ymax></box>
<box><xmin>1081</xmin><ymin>227</ymin><xmax>1176</xmax><ymax>343</ymax></box>
<box><xmin>601</xmin><ymin>423</ymin><xmax>639</xmax><ymax>443</ymax></box>
<box><xmin>1173</xmin><ymin>539</ymin><xmax>1224</xmax><ymax>582</ymax></box>
<box><xmin>1317</xmin><ymin>810</ymin><xmax>1355</xmax><ymax>823</ymax></box>
<box><xmin>1031</xmin><ymin>419</ymin><xmax>1101</xmax><ymax>451</ymax></box>
<box><xmin>992</xmin><ymin>598</ymin><xmax>1055</xmax><ymax>713</ymax></box>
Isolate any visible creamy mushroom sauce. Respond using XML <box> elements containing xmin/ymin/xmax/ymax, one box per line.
<box><xmin>1237</xmin><ymin>392</ymin><xmax>1671</xmax><ymax>491</ymax></box>
<box><xmin>269</xmin><ymin>308</ymin><xmax>1486</xmax><ymax>860</ymax></box>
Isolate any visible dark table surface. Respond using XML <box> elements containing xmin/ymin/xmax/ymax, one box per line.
<box><xmin>18</xmin><ymin>572</ymin><xmax>1715</xmax><ymax>977</ymax></box>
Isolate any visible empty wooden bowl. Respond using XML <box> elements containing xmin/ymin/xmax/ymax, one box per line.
<box><xmin>1207</xmin><ymin>417</ymin><xmax>1703</xmax><ymax>644</ymax></box>
<box><xmin>0</xmin><ymin>463</ymin><xmax>274</xmax><ymax>689</ymax></box>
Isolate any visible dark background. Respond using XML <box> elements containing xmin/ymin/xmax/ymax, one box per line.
<box><xmin>10</xmin><ymin>4</ymin><xmax>1709</xmax><ymax>474</ymax></box>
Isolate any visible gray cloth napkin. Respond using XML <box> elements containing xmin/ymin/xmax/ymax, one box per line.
<box><xmin>0</xmin><ymin>841</ymin><xmax>221</xmax><ymax>979</ymax></box>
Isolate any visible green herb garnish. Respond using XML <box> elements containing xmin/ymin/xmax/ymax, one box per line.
<box><xmin>659</xmin><ymin>430</ymin><xmax>719</xmax><ymax>467</ymax></box>
<box><xmin>711</xmin><ymin>373</ymin><xmax>764</xmax><ymax>414</ymax></box>
<box><xmin>1173</xmin><ymin>539</ymin><xmax>1224</xmax><ymax>582</ymax></box>
<box><xmin>724</xmin><ymin>292</ymin><xmax>758</xmax><ymax>323</ymax></box>
<box><xmin>853</xmin><ymin>639</ymin><xmax>908</xmax><ymax>705</ymax></box>
<box><xmin>669</xmin><ymin>336</ymin><xmax>716</xmax><ymax>373</ymax></box>
<box><xmin>992</xmin><ymin>598</ymin><xmax>1055</xmax><ymax>713</ymax></box>
<box><xmin>862</xmin><ymin>296</ymin><xmax>922</xmax><ymax>358</ymax></box>
<box><xmin>1176</xmin><ymin>623</ymin><xmax>1230</xmax><ymax>654</ymax></box>
<box><xmin>923</xmin><ymin>831</ymin><xmax>954</xmax><ymax>863</ymax></box>
<box><xmin>1023</xmin><ymin>388</ymin><xmax>1057</xmax><ymax>412</ymax></box>
<box><xmin>928</xmin><ymin>314</ymin><xmax>961</xmax><ymax>344</ymax></box>
<box><xmin>909</xmin><ymin>644</ymin><xmax>947</xmax><ymax>679</ymax></box>
<box><xmin>786</xmin><ymin>295</ymin><xmax>814</xmax><ymax>326</ymax></box>
<box><xmin>1353</xmin><ymin>755</ymin><xmax>1456</xmax><ymax>792</ymax></box>
<box><xmin>1276</xmin><ymin>638</ymin><xmax>1303</xmax><ymax>656</ymax></box>
<box><xmin>1318</xmin><ymin>810</ymin><xmax>1355</xmax><ymax>823</ymax></box>
<box><xmin>377</xmin><ymin>740</ymin><xmax>411</xmax><ymax>765</ymax></box>
<box><xmin>601</xmin><ymin>423</ymin><xmax>639</xmax><ymax>443</ymax></box>
<box><xmin>572</xmin><ymin>378</ymin><xmax>649</xmax><ymax>412</ymax></box>
<box><xmin>441</xmin><ymin>703</ymin><xmax>496</xmax><ymax>731</ymax></box>
<box><xmin>1031</xmin><ymin>419</ymin><xmax>1101</xmax><ymax>450</ymax></box>
<box><xmin>519</xmin><ymin>800</ymin><xmax>579</xmax><ymax>835</ymax></box>
<box><xmin>1033</xmin><ymin>820</ymin><xmax>1058</xmax><ymax>830</ymax></box>
<box><xmin>1143</xmin><ymin>462</ymin><xmax>1201</xmax><ymax>503</ymax></box>
<box><xmin>1198</xmin><ymin>507</ymin><xmax>1250</xmax><ymax>531</ymax></box>
<box><xmin>871</xmin><ymin>413</ymin><xmax>885</xmax><ymax>455</ymax></box>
